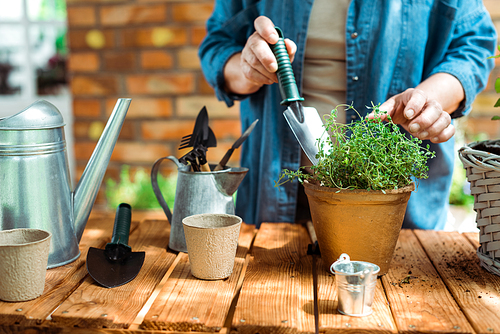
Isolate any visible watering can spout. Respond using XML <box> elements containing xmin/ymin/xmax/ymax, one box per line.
<box><xmin>73</xmin><ymin>98</ymin><xmax>131</xmax><ymax>242</ymax></box>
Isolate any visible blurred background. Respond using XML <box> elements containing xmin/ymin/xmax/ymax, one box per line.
<box><xmin>0</xmin><ymin>0</ymin><xmax>499</xmax><ymax>230</ymax></box>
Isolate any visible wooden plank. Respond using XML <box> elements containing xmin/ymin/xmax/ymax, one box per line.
<box><xmin>141</xmin><ymin>223</ymin><xmax>256</xmax><ymax>332</ymax></box>
<box><xmin>382</xmin><ymin>230</ymin><xmax>475</xmax><ymax>334</ymax></box>
<box><xmin>230</xmin><ymin>223</ymin><xmax>310</xmax><ymax>334</ymax></box>
<box><xmin>0</xmin><ymin>324</ymin><xmax>181</xmax><ymax>334</ymax></box>
<box><xmin>296</xmin><ymin>226</ymin><xmax>315</xmax><ymax>334</ymax></box>
<box><xmin>415</xmin><ymin>230</ymin><xmax>500</xmax><ymax>334</ymax></box>
<box><xmin>317</xmin><ymin>251</ymin><xmax>397</xmax><ymax>333</ymax></box>
<box><xmin>0</xmin><ymin>216</ymin><xmax>122</xmax><ymax>326</ymax></box>
<box><xmin>464</xmin><ymin>232</ymin><xmax>480</xmax><ymax>249</ymax></box>
<box><xmin>298</xmin><ymin>221</ymin><xmax>395</xmax><ymax>333</ymax></box>
<box><xmin>49</xmin><ymin>219</ymin><xmax>176</xmax><ymax>329</ymax></box>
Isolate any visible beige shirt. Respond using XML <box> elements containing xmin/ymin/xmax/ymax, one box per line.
<box><xmin>303</xmin><ymin>0</ymin><xmax>349</xmax><ymax>123</ymax></box>
<box><xmin>301</xmin><ymin>0</ymin><xmax>349</xmax><ymax>165</ymax></box>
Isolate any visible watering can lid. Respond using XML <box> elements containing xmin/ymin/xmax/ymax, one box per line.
<box><xmin>0</xmin><ymin>100</ymin><xmax>65</xmax><ymax>130</ymax></box>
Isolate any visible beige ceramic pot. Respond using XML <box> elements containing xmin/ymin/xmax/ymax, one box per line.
<box><xmin>303</xmin><ymin>181</ymin><xmax>415</xmax><ymax>275</ymax></box>
<box><xmin>0</xmin><ymin>228</ymin><xmax>52</xmax><ymax>302</ymax></box>
<box><xmin>183</xmin><ymin>213</ymin><xmax>242</xmax><ymax>280</ymax></box>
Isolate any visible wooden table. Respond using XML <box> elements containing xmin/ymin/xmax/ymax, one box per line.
<box><xmin>0</xmin><ymin>211</ymin><xmax>499</xmax><ymax>334</ymax></box>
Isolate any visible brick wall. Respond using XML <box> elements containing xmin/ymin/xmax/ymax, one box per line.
<box><xmin>65</xmin><ymin>0</ymin><xmax>500</xmax><ymax>207</ymax></box>
<box><xmin>466</xmin><ymin>0</ymin><xmax>500</xmax><ymax>140</ymax></box>
<box><xmin>66</xmin><ymin>0</ymin><xmax>240</xmax><ymax>207</ymax></box>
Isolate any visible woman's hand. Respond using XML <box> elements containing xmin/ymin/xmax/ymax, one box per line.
<box><xmin>378</xmin><ymin>88</ymin><xmax>455</xmax><ymax>143</ymax></box>
<box><xmin>372</xmin><ymin>73</ymin><xmax>464</xmax><ymax>143</ymax></box>
<box><xmin>223</xmin><ymin>16</ymin><xmax>297</xmax><ymax>95</ymax></box>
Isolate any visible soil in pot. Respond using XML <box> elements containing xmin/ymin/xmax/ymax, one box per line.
<box><xmin>303</xmin><ymin>181</ymin><xmax>415</xmax><ymax>276</ymax></box>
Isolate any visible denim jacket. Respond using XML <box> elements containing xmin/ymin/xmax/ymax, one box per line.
<box><xmin>199</xmin><ymin>0</ymin><xmax>497</xmax><ymax>229</ymax></box>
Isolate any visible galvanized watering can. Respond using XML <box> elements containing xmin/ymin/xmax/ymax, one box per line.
<box><xmin>0</xmin><ymin>99</ymin><xmax>131</xmax><ymax>268</ymax></box>
<box><xmin>151</xmin><ymin>156</ymin><xmax>248</xmax><ymax>252</ymax></box>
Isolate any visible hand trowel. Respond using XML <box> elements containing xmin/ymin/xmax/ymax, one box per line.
<box><xmin>86</xmin><ymin>203</ymin><xmax>145</xmax><ymax>288</ymax></box>
<box><xmin>270</xmin><ymin>27</ymin><xmax>330</xmax><ymax>166</ymax></box>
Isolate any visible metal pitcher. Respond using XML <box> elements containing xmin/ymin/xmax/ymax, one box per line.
<box><xmin>151</xmin><ymin>156</ymin><xmax>248</xmax><ymax>252</ymax></box>
<box><xmin>0</xmin><ymin>99</ymin><xmax>131</xmax><ymax>268</ymax></box>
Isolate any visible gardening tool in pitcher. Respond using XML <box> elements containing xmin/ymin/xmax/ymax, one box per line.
<box><xmin>214</xmin><ymin>119</ymin><xmax>259</xmax><ymax>171</ymax></box>
<box><xmin>330</xmin><ymin>253</ymin><xmax>380</xmax><ymax>317</ymax></box>
<box><xmin>178</xmin><ymin>106</ymin><xmax>217</xmax><ymax>171</ymax></box>
<box><xmin>0</xmin><ymin>98</ymin><xmax>131</xmax><ymax>268</ymax></box>
<box><xmin>151</xmin><ymin>156</ymin><xmax>248</xmax><ymax>253</ymax></box>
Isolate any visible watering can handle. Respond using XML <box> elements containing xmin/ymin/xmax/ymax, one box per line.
<box><xmin>151</xmin><ymin>156</ymin><xmax>182</xmax><ymax>224</ymax></box>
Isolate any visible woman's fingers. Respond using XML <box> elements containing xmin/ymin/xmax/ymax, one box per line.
<box><xmin>380</xmin><ymin>88</ymin><xmax>454</xmax><ymax>143</ymax></box>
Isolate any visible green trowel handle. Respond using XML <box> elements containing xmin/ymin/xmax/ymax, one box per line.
<box><xmin>269</xmin><ymin>27</ymin><xmax>304</xmax><ymax>106</ymax></box>
<box><xmin>109</xmin><ymin>203</ymin><xmax>132</xmax><ymax>247</ymax></box>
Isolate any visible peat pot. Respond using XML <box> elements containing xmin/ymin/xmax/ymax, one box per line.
<box><xmin>303</xmin><ymin>181</ymin><xmax>415</xmax><ymax>275</ymax></box>
<box><xmin>0</xmin><ymin>228</ymin><xmax>52</xmax><ymax>302</ymax></box>
<box><xmin>182</xmin><ymin>213</ymin><xmax>242</xmax><ymax>280</ymax></box>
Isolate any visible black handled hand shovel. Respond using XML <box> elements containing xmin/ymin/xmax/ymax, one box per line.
<box><xmin>269</xmin><ymin>27</ymin><xmax>331</xmax><ymax>166</ymax></box>
<box><xmin>86</xmin><ymin>203</ymin><xmax>145</xmax><ymax>288</ymax></box>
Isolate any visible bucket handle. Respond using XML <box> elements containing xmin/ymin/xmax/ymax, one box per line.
<box><xmin>330</xmin><ymin>253</ymin><xmax>374</xmax><ymax>279</ymax></box>
<box><xmin>330</xmin><ymin>253</ymin><xmax>350</xmax><ymax>274</ymax></box>
<box><xmin>151</xmin><ymin>156</ymin><xmax>188</xmax><ymax>224</ymax></box>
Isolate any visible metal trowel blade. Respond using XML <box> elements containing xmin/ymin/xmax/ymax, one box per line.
<box><xmin>87</xmin><ymin>246</ymin><xmax>145</xmax><ymax>288</ymax></box>
<box><xmin>283</xmin><ymin>102</ymin><xmax>330</xmax><ymax>165</ymax></box>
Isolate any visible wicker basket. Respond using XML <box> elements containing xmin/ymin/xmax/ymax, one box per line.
<box><xmin>458</xmin><ymin>140</ymin><xmax>500</xmax><ymax>276</ymax></box>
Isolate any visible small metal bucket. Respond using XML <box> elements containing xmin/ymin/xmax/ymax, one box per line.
<box><xmin>330</xmin><ymin>253</ymin><xmax>380</xmax><ymax>316</ymax></box>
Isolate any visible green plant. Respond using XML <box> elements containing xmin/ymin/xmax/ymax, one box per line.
<box><xmin>449</xmin><ymin>119</ymin><xmax>478</xmax><ymax>207</ymax></box>
<box><xmin>276</xmin><ymin>103</ymin><xmax>435</xmax><ymax>191</ymax></box>
<box><xmin>449</xmin><ymin>157</ymin><xmax>474</xmax><ymax>206</ymax></box>
<box><xmin>105</xmin><ymin>165</ymin><xmax>176</xmax><ymax>210</ymax></box>
<box><xmin>489</xmin><ymin>45</ymin><xmax>500</xmax><ymax>120</ymax></box>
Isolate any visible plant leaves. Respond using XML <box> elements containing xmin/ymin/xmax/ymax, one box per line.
<box><xmin>491</xmin><ymin>115</ymin><xmax>500</xmax><ymax>120</ymax></box>
<box><xmin>105</xmin><ymin>165</ymin><xmax>177</xmax><ymax>209</ymax></box>
<box><xmin>487</xmin><ymin>45</ymin><xmax>500</xmax><ymax>59</ymax></box>
<box><xmin>495</xmin><ymin>98</ymin><xmax>500</xmax><ymax>108</ymax></box>
<box><xmin>495</xmin><ymin>77</ymin><xmax>500</xmax><ymax>94</ymax></box>
<box><xmin>277</xmin><ymin>103</ymin><xmax>435</xmax><ymax>190</ymax></box>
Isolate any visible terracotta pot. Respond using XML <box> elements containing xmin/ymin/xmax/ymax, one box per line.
<box><xmin>303</xmin><ymin>181</ymin><xmax>415</xmax><ymax>275</ymax></box>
